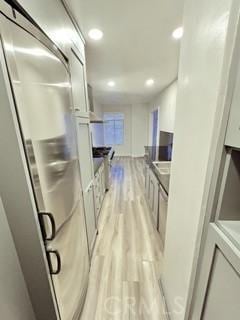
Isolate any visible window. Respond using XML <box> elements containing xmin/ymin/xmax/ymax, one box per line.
<box><xmin>104</xmin><ymin>113</ymin><xmax>124</xmax><ymax>145</ymax></box>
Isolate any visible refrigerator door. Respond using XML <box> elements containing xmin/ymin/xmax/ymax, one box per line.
<box><xmin>0</xmin><ymin>16</ymin><xmax>89</xmax><ymax>319</ymax></box>
<box><xmin>49</xmin><ymin>199</ymin><xmax>89</xmax><ymax>320</ymax></box>
<box><xmin>3</xmin><ymin>28</ymin><xmax>80</xmax><ymax>231</ymax></box>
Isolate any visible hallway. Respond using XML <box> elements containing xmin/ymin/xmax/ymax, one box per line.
<box><xmin>81</xmin><ymin>157</ymin><xmax>165</xmax><ymax>319</ymax></box>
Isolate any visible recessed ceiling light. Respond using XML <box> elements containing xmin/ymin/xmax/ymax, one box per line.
<box><xmin>172</xmin><ymin>27</ymin><xmax>184</xmax><ymax>39</ymax></box>
<box><xmin>145</xmin><ymin>79</ymin><xmax>155</xmax><ymax>87</ymax></box>
<box><xmin>88</xmin><ymin>28</ymin><xmax>103</xmax><ymax>41</ymax></box>
<box><xmin>108</xmin><ymin>81</ymin><xmax>115</xmax><ymax>87</ymax></box>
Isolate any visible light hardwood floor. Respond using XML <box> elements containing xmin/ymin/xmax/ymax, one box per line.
<box><xmin>81</xmin><ymin>157</ymin><xmax>165</xmax><ymax>320</ymax></box>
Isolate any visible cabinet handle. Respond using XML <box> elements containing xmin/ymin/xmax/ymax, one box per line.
<box><xmin>46</xmin><ymin>250</ymin><xmax>61</xmax><ymax>275</ymax></box>
<box><xmin>39</xmin><ymin>212</ymin><xmax>56</xmax><ymax>241</ymax></box>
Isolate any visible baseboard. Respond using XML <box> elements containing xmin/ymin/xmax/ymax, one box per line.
<box><xmin>159</xmin><ymin>278</ymin><xmax>170</xmax><ymax>320</ymax></box>
<box><xmin>114</xmin><ymin>154</ymin><xmax>132</xmax><ymax>158</ymax></box>
<box><xmin>131</xmin><ymin>154</ymin><xmax>145</xmax><ymax>158</ymax></box>
<box><xmin>113</xmin><ymin>154</ymin><xmax>145</xmax><ymax>158</ymax></box>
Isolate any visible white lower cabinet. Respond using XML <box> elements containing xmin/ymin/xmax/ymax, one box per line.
<box><xmin>94</xmin><ymin>171</ymin><xmax>101</xmax><ymax>217</ymax></box>
<box><xmin>144</xmin><ymin>163</ymin><xmax>169</xmax><ymax>246</ymax></box>
<box><xmin>75</xmin><ymin>119</ymin><xmax>94</xmax><ymax>191</ymax></box>
<box><xmin>158</xmin><ymin>185</ymin><xmax>168</xmax><ymax>248</ymax></box>
<box><xmin>100</xmin><ymin>164</ymin><xmax>105</xmax><ymax>203</ymax></box>
<box><xmin>145</xmin><ymin>165</ymin><xmax>160</xmax><ymax>228</ymax></box>
<box><xmin>202</xmin><ymin>248</ymin><xmax>240</xmax><ymax>319</ymax></box>
<box><xmin>145</xmin><ymin>163</ymin><xmax>150</xmax><ymax>198</ymax></box>
<box><xmin>75</xmin><ymin>117</ymin><xmax>97</xmax><ymax>255</ymax></box>
<box><xmin>149</xmin><ymin>177</ymin><xmax>155</xmax><ymax>212</ymax></box>
<box><xmin>83</xmin><ymin>182</ymin><xmax>96</xmax><ymax>255</ymax></box>
<box><xmin>150</xmin><ymin>171</ymin><xmax>159</xmax><ymax>228</ymax></box>
<box><xmin>94</xmin><ymin>162</ymin><xmax>105</xmax><ymax>220</ymax></box>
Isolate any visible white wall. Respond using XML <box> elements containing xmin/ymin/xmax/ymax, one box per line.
<box><xmin>102</xmin><ymin>103</ymin><xmax>148</xmax><ymax>157</ymax></box>
<box><xmin>0</xmin><ymin>197</ymin><xmax>36</xmax><ymax>320</ymax></box>
<box><xmin>131</xmin><ymin>103</ymin><xmax>149</xmax><ymax>157</ymax></box>
<box><xmin>157</xmin><ymin>81</ymin><xmax>177</xmax><ymax>133</ymax></box>
<box><xmin>162</xmin><ymin>0</ymin><xmax>234</xmax><ymax>319</ymax></box>
<box><xmin>148</xmin><ymin>80</ymin><xmax>177</xmax><ymax>145</ymax></box>
<box><xmin>93</xmin><ymin>97</ymin><xmax>103</xmax><ymax>118</ymax></box>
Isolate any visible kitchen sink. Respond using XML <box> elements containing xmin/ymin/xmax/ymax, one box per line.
<box><xmin>153</xmin><ymin>161</ymin><xmax>171</xmax><ymax>175</ymax></box>
<box><xmin>152</xmin><ymin>161</ymin><xmax>171</xmax><ymax>193</ymax></box>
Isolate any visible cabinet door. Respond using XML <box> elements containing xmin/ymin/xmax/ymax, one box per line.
<box><xmin>149</xmin><ymin>172</ymin><xmax>159</xmax><ymax>228</ymax></box>
<box><xmin>158</xmin><ymin>185</ymin><xmax>168</xmax><ymax>248</ymax></box>
<box><xmin>145</xmin><ymin>165</ymin><xmax>150</xmax><ymax>197</ymax></box>
<box><xmin>202</xmin><ymin>249</ymin><xmax>240</xmax><ymax>319</ymax></box>
<box><xmin>69</xmin><ymin>49</ymin><xmax>88</xmax><ymax>114</ymax></box>
<box><xmin>94</xmin><ymin>172</ymin><xmax>101</xmax><ymax>218</ymax></box>
<box><xmin>100</xmin><ymin>164</ymin><xmax>105</xmax><ymax>202</ymax></box>
<box><xmin>149</xmin><ymin>171</ymin><xmax>156</xmax><ymax>212</ymax></box>
<box><xmin>76</xmin><ymin>121</ymin><xmax>93</xmax><ymax>191</ymax></box>
<box><xmin>153</xmin><ymin>179</ymin><xmax>159</xmax><ymax>228</ymax></box>
<box><xmin>83</xmin><ymin>184</ymin><xmax>96</xmax><ymax>254</ymax></box>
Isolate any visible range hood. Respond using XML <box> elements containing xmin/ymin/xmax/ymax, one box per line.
<box><xmin>89</xmin><ymin>111</ymin><xmax>104</xmax><ymax>123</ymax></box>
<box><xmin>88</xmin><ymin>84</ymin><xmax>104</xmax><ymax>123</ymax></box>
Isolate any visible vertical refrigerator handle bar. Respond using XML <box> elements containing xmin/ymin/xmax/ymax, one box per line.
<box><xmin>39</xmin><ymin>212</ymin><xmax>56</xmax><ymax>241</ymax></box>
<box><xmin>46</xmin><ymin>250</ymin><xmax>62</xmax><ymax>275</ymax></box>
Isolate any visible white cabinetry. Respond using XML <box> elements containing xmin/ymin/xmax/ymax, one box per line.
<box><xmin>75</xmin><ymin>118</ymin><xmax>96</xmax><ymax>255</ymax></box>
<box><xmin>83</xmin><ymin>183</ymin><xmax>96</xmax><ymax>253</ymax></box>
<box><xmin>145</xmin><ymin>163</ymin><xmax>150</xmax><ymax>198</ymax></box>
<box><xmin>94</xmin><ymin>162</ymin><xmax>105</xmax><ymax>220</ymax></box>
<box><xmin>100</xmin><ymin>164</ymin><xmax>105</xmax><ymax>202</ymax></box>
<box><xmin>75</xmin><ymin>119</ymin><xmax>93</xmax><ymax>190</ymax></box>
<box><xmin>158</xmin><ymin>185</ymin><xmax>168</xmax><ymax>248</ymax></box>
<box><xmin>191</xmin><ymin>225</ymin><xmax>240</xmax><ymax>319</ymax></box>
<box><xmin>144</xmin><ymin>163</ymin><xmax>160</xmax><ymax>228</ymax></box>
<box><xmin>202</xmin><ymin>248</ymin><xmax>240</xmax><ymax>319</ymax></box>
<box><xmin>150</xmin><ymin>170</ymin><xmax>159</xmax><ymax>227</ymax></box>
<box><xmin>144</xmin><ymin>162</ymin><xmax>169</xmax><ymax>246</ymax></box>
<box><xmin>94</xmin><ymin>170</ymin><xmax>101</xmax><ymax>217</ymax></box>
<box><xmin>70</xmin><ymin>46</ymin><xmax>96</xmax><ymax>255</ymax></box>
<box><xmin>69</xmin><ymin>48</ymin><xmax>89</xmax><ymax>117</ymax></box>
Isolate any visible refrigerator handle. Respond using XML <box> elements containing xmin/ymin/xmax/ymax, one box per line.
<box><xmin>46</xmin><ymin>250</ymin><xmax>62</xmax><ymax>275</ymax></box>
<box><xmin>38</xmin><ymin>212</ymin><xmax>56</xmax><ymax>241</ymax></box>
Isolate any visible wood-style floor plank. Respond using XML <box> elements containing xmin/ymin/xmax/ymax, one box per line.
<box><xmin>81</xmin><ymin>157</ymin><xmax>164</xmax><ymax>320</ymax></box>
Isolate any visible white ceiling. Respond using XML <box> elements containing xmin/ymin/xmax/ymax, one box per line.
<box><xmin>66</xmin><ymin>0</ymin><xmax>184</xmax><ymax>104</ymax></box>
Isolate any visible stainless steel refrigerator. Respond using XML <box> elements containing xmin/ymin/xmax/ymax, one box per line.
<box><xmin>0</xmin><ymin>9</ymin><xmax>89</xmax><ymax>320</ymax></box>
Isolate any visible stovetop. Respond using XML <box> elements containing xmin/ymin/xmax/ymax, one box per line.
<box><xmin>92</xmin><ymin>147</ymin><xmax>112</xmax><ymax>158</ymax></box>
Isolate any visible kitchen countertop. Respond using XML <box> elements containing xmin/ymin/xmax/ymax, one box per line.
<box><xmin>153</xmin><ymin>167</ymin><xmax>170</xmax><ymax>195</ymax></box>
<box><xmin>93</xmin><ymin>157</ymin><xmax>104</xmax><ymax>174</ymax></box>
<box><xmin>144</xmin><ymin>146</ymin><xmax>170</xmax><ymax>195</ymax></box>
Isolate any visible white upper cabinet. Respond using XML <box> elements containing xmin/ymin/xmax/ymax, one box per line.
<box><xmin>69</xmin><ymin>49</ymin><xmax>89</xmax><ymax>115</ymax></box>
